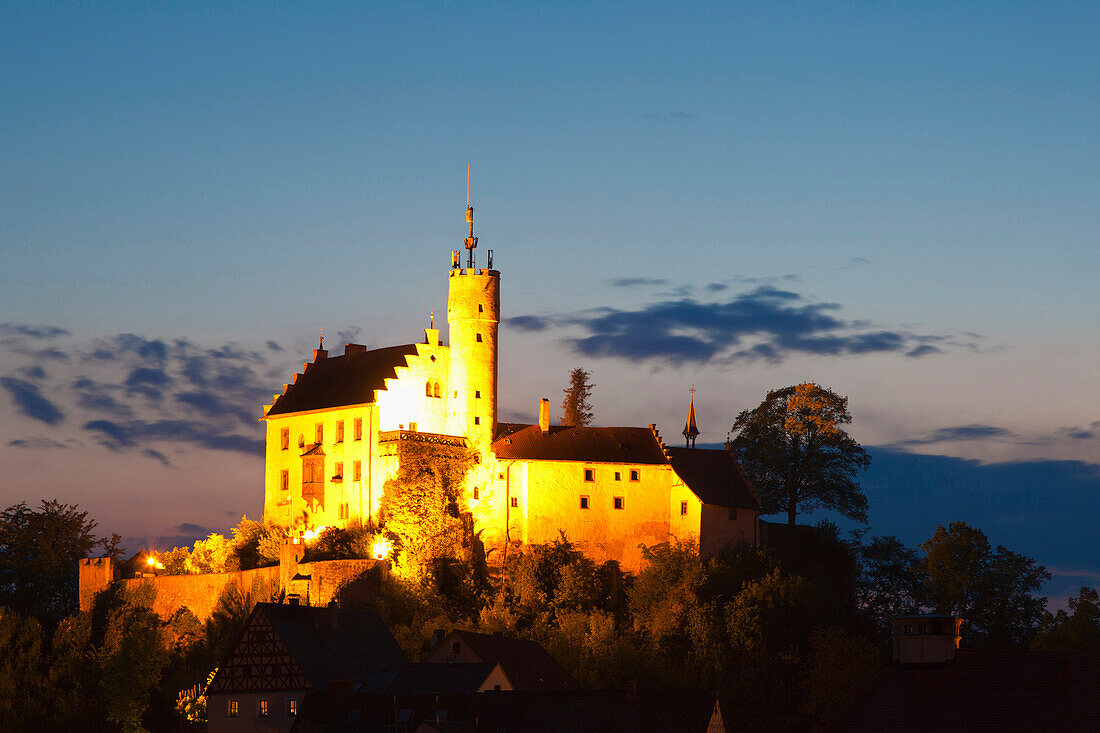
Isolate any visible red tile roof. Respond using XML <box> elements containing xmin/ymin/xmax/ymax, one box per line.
<box><xmin>491</xmin><ymin>425</ymin><xmax>667</xmax><ymax>464</ymax></box>
<box><xmin>667</xmin><ymin>446</ymin><xmax>760</xmax><ymax>510</ymax></box>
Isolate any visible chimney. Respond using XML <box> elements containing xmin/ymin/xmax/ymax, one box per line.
<box><xmin>539</xmin><ymin>398</ymin><xmax>550</xmax><ymax>434</ymax></box>
<box><xmin>344</xmin><ymin>343</ymin><xmax>366</xmax><ymax>357</ymax></box>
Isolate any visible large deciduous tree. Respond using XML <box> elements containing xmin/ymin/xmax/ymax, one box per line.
<box><xmin>561</xmin><ymin>367</ymin><xmax>595</xmax><ymax>427</ymax></box>
<box><xmin>0</xmin><ymin>500</ymin><xmax>121</xmax><ymax>629</ymax></box>
<box><xmin>730</xmin><ymin>383</ymin><xmax>870</xmax><ymax>525</ymax></box>
<box><xmin>922</xmin><ymin>521</ymin><xmax>1050</xmax><ymax>648</ymax></box>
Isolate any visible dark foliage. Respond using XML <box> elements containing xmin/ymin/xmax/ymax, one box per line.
<box><xmin>561</xmin><ymin>367</ymin><xmax>595</xmax><ymax>427</ymax></box>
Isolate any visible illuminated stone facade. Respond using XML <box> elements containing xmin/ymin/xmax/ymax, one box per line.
<box><xmin>260</xmin><ymin>242</ymin><xmax>761</xmax><ymax>571</ymax></box>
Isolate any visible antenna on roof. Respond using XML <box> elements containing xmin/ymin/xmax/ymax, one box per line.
<box><xmin>464</xmin><ymin>165</ymin><xmax>478</xmax><ymax>269</ymax></box>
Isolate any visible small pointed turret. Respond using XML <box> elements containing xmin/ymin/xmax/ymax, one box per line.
<box><xmin>683</xmin><ymin>386</ymin><xmax>700</xmax><ymax>448</ymax></box>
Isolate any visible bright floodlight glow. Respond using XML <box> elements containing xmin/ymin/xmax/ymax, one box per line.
<box><xmin>371</xmin><ymin>536</ymin><xmax>392</xmax><ymax>560</ymax></box>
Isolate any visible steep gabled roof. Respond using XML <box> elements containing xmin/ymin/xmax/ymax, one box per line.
<box><xmin>666</xmin><ymin>446</ymin><xmax>760</xmax><ymax>509</ymax></box>
<box><xmin>387</xmin><ymin>663</ymin><xmax>503</xmax><ymax>693</ymax></box>
<box><xmin>266</xmin><ymin>344</ymin><xmax>418</xmax><ymax>417</ymax></box>
<box><xmin>491</xmin><ymin>425</ymin><xmax>667</xmax><ymax>465</ymax></box>
<box><xmin>209</xmin><ymin>602</ymin><xmax>406</xmax><ymax>694</ymax></box>
<box><xmin>434</xmin><ymin>631</ymin><xmax>578</xmax><ymax>691</ymax></box>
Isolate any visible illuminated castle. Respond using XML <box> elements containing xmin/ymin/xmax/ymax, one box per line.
<box><xmin>261</xmin><ymin>206</ymin><xmax>760</xmax><ymax>570</ymax></box>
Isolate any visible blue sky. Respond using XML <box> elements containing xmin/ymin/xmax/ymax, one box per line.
<box><xmin>1</xmin><ymin>2</ymin><xmax>1097</xmax><ymax>604</ymax></box>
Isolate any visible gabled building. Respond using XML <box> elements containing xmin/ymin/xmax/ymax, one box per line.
<box><xmin>424</xmin><ymin>630</ymin><xmax>578</xmax><ymax>691</ymax></box>
<box><xmin>207</xmin><ymin>602</ymin><xmax>406</xmax><ymax>733</ymax></box>
<box><xmin>260</xmin><ymin>207</ymin><xmax>760</xmax><ymax>570</ymax></box>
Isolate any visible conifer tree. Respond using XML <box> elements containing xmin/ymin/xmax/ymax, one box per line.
<box><xmin>561</xmin><ymin>368</ymin><xmax>595</xmax><ymax>427</ymax></box>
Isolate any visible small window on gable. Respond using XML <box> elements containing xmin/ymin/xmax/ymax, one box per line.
<box><xmin>511</xmin><ymin>497</ymin><xmax>518</xmax><ymax>508</ymax></box>
<box><xmin>434</xmin><ymin>382</ymin><xmax>441</xmax><ymax>398</ymax></box>
<box><xmin>426</xmin><ymin>381</ymin><xmax>433</xmax><ymax>397</ymax></box>
<box><xmin>287</xmin><ymin>699</ymin><xmax>298</xmax><ymax>718</ymax></box>
<box><xmin>478</xmin><ymin>304</ymin><xmax>484</xmax><ymax>313</ymax></box>
<box><xmin>258</xmin><ymin>699</ymin><xmax>268</xmax><ymax>717</ymax></box>
<box><xmin>474</xmin><ymin>416</ymin><xmax>480</xmax><ymax>425</ymax></box>
<box><xmin>315</xmin><ymin>423</ymin><xmax>323</xmax><ymax>444</ymax></box>
<box><xmin>228</xmin><ymin>700</ymin><xmax>239</xmax><ymax>718</ymax></box>
<box><xmin>630</xmin><ymin>469</ymin><xmax>640</xmax><ymax>482</ymax></box>
<box><xmin>354</xmin><ymin>418</ymin><xmax>363</xmax><ymax>441</ymax></box>
<box><xmin>475</xmin><ymin>390</ymin><xmax>481</xmax><ymax>398</ymax></box>
<box><xmin>473</xmin><ymin>486</ymin><xmax>480</xmax><ymax>500</ymax></box>
<box><xmin>476</xmin><ymin>333</ymin><xmax>483</xmax><ymax>342</ymax></box>
<box><xmin>584</xmin><ymin>468</ymin><xmax>594</xmax><ymax>482</ymax></box>
<box><xmin>452</xmin><ymin>641</ymin><xmax>461</xmax><ymax>654</ymax></box>
<box><xmin>680</xmin><ymin>500</ymin><xmax>688</xmax><ymax>516</ymax></box>
<box><xmin>614</xmin><ymin>496</ymin><xmax>625</xmax><ymax>510</ymax></box>
<box><xmin>353</xmin><ymin>460</ymin><xmax>362</xmax><ymax>481</ymax></box>
<box><xmin>580</xmin><ymin>496</ymin><xmax>589</xmax><ymax>509</ymax></box>
<box><xmin>614</xmin><ymin>471</ymin><xmax>621</xmax><ymax>481</ymax></box>
<box><xmin>280</xmin><ymin>470</ymin><xmax>289</xmax><ymax>491</ymax></box>
<box><xmin>336</xmin><ymin>421</ymin><xmax>344</xmax><ymax>443</ymax></box>
<box><xmin>333</xmin><ymin>462</ymin><xmax>343</xmax><ymax>481</ymax></box>
<box><xmin>280</xmin><ymin>428</ymin><xmax>289</xmax><ymax>451</ymax></box>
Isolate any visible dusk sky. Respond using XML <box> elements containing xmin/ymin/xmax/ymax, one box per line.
<box><xmin>1</xmin><ymin>2</ymin><xmax>1097</xmax><ymax>605</ymax></box>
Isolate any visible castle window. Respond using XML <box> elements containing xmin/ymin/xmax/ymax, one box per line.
<box><xmin>580</xmin><ymin>496</ymin><xmax>589</xmax><ymax>509</ymax></box>
<box><xmin>728</xmin><ymin>507</ymin><xmax>738</xmax><ymax>520</ymax></box>
<box><xmin>680</xmin><ymin>500</ymin><xmax>688</xmax><ymax>516</ymax></box>
<box><xmin>614</xmin><ymin>496</ymin><xmax>625</xmax><ymax>510</ymax></box>
<box><xmin>409</xmin><ymin>421</ymin><xmax>417</xmax><ymax>431</ymax></box>
<box><xmin>228</xmin><ymin>700</ymin><xmax>239</xmax><ymax>718</ymax></box>
<box><xmin>454</xmin><ymin>390</ymin><xmax>458</xmax><ymax>398</ymax></box>
<box><xmin>498</xmin><ymin>472</ymin><xmax>504</xmax><ymax>479</ymax></box>
<box><xmin>354</xmin><ymin>418</ymin><xmax>363</xmax><ymax>441</ymax></box>
<box><xmin>474</xmin><ymin>417</ymin><xmax>480</xmax><ymax>425</ymax></box>
<box><xmin>280</xmin><ymin>470</ymin><xmax>289</xmax><ymax>491</ymax></box>
<box><xmin>476</xmin><ymin>333</ymin><xmax>483</xmax><ymax>342</ymax></box>
<box><xmin>287</xmin><ymin>699</ymin><xmax>298</xmax><ymax>718</ymax></box>
<box><xmin>614</xmin><ymin>471</ymin><xmax>621</xmax><ymax>481</ymax></box>
<box><xmin>473</xmin><ymin>454</ymin><xmax>480</xmax><ymax>463</ymax></box>
<box><xmin>335</xmin><ymin>421</ymin><xmax>344</xmax><ymax>443</ymax></box>
<box><xmin>473</xmin><ymin>487</ymin><xmax>480</xmax><ymax>500</ymax></box>
<box><xmin>353</xmin><ymin>460</ymin><xmax>362</xmax><ymax>482</ymax></box>
<box><xmin>510</xmin><ymin>497</ymin><xmax>518</xmax><ymax>508</ymax></box>
<box><xmin>280</xmin><ymin>428</ymin><xmax>289</xmax><ymax>451</ymax></box>
<box><xmin>584</xmin><ymin>468</ymin><xmax>594</xmax><ymax>482</ymax></box>
<box><xmin>258</xmin><ymin>699</ymin><xmax>268</xmax><ymax>717</ymax></box>
<box><xmin>434</xmin><ymin>382</ymin><xmax>441</xmax><ymax>398</ymax></box>
<box><xmin>475</xmin><ymin>390</ymin><xmax>481</xmax><ymax>398</ymax></box>
<box><xmin>426</xmin><ymin>381</ymin><xmax>433</xmax><ymax>396</ymax></box>
<box><xmin>478</xmin><ymin>304</ymin><xmax>484</xmax><ymax>313</ymax></box>
<box><xmin>315</xmin><ymin>423</ymin><xmax>323</xmax><ymax>444</ymax></box>
<box><xmin>630</xmin><ymin>469</ymin><xmax>640</xmax><ymax>482</ymax></box>
<box><xmin>333</xmin><ymin>462</ymin><xmax>343</xmax><ymax>482</ymax></box>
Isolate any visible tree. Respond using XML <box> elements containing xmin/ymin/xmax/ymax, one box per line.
<box><xmin>856</xmin><ymin>535</ymin><xmax>926</xmax><ymax>635</ymax></box>
<box><xmin>921</xmin><ymin>522</ymin><xmax>1050</xmax><ymax>648</ymax></box>
<box><xmin>730</xmin><ymin>383</ymin><xmax>871</xmax><ymax>525</ymax></box>
<box><xmin>1032</xmin><ymin>587</ymin><xmax>1100</xmax><ymax>651</ymax></box>
<box><xmin>0</xmin><ymin>500</ymin><xmax>121</xmax><ymax>629</ymax></box>
<box><xmin>561</xmin><ymin>367</ymin><xmax>595</xmax><ymax>427</ymax></box>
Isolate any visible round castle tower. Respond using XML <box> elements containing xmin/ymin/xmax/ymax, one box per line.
<box><xmin>446</xmin><ymin>205</ymin><xmax>499</xmax><ymax>450</ymax></box>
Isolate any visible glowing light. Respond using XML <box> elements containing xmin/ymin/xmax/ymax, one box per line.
<box><xmin>146</xmin><ymin>555</ymin><xmax>156</xmax><ymax>566</ymax></box>
<box><xmin>302</xmin><ymin>526</ymin><xmax>327</xmax><ymax>543</ymax></box>
<box><xmin>371</xmin><ymin>536</ymin><xmax>392</xmax><ymax>560</ymax></box>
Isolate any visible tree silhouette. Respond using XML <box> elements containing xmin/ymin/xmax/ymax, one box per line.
<box><xmin>730</xmin><ymin>383</ymin><xmax>870</xmax><ymax>525</ymax></box>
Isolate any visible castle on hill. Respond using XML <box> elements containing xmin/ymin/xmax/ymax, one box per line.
<box><xmin>260</xmin><ymin>206</ymin><xmax>760</xmax><ymax>570</ymax></box>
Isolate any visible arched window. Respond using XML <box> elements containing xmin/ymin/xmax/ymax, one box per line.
<box><xmin>426</xmin><ymin>381</ymin><xmax>432</xmax><ymax>397</ymax></box>
<box><xmin>434</xmin><ymin>382</ymin><xmax>441</xmax><ymax>398</ymax></box>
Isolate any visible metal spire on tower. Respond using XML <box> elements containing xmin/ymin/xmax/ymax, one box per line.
<box><xmin>683</xmin><ymin>385</ymin><xmax>700</xmax><ymax>448</ymax></box>
<box><xmin>464</xmin><ymin>164</ymin><xmax>478</xmax><ymax>268</ymax></box>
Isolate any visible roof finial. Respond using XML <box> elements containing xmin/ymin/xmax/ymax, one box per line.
<box><xmin>319</xmin><ymin>327</ymin><xmax>324</xmax><ymax>349</ymax></box>
<box><xmin>430</xmin><ymin>309</ymin><xmax>434</xmax><ymax>329</ymax></box>
<box><xmin>464</xmin><ymin>164</ymin><xmax>478</xmax><ymax>269</ymax></box>
<box><xmin>683</xmin><ymin>385</ymin><xmax>700</xmax><ymax>448</ymax></box>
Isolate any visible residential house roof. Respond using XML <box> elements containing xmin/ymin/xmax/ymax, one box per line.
<box><xmin>387</xmin><ymin>663</ymin><xmax>505</xmax><ymax>694</ymax></box>
<box><xmin>428</xmin><ymin>631</ymin><xmax>578</xmax><ymax>691</ymax></box>
<box><xmin>835</xmin><ymin>649</ymin><xmax>1100</xmax><ymax>732</ymax></box>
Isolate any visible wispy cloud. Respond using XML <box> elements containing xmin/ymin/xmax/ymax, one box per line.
<box><xmin>608</xmin><ymin>277</ymin><xmax>669</xmax><ymax>288</ymax></box>
<box><xmin>0</xmin><ymin>377</ymin><xmax>65</xmax><ymax>424</ymax></box>
<box><xmin>899</xmin><ymin>424</ymin><xmax>1016</xmax><ymax>445</ymax></box>
<box><xmin>507</xmin><ymin>284</ymin><xmax>968</xmax><ymax>365</ymax></box>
